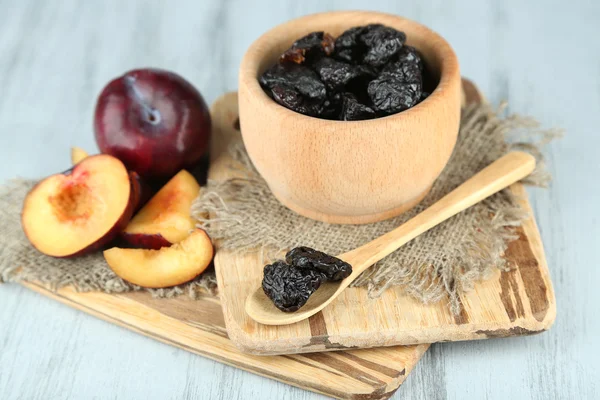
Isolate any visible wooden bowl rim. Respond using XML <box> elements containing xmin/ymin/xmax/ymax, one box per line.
<box><xmin>239</xmin><ymin>10</ymin><xmax>460</xmax><ymax>126</ymax></box>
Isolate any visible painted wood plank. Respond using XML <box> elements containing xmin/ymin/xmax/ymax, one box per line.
<box><xmin>1</xmin><ymin>1</ymin><xmax>598</xmax><ymax>399</ymax></box>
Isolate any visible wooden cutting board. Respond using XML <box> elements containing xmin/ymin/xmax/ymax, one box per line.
<box><xmin>20</xmin><ymin>281</ymin><xmax>426</xmax><ymax>399</ymax></box>
<box><xmin>214</xmin><ymin>79</ymin><xmax>557</xmax><ymax>355</ymax></box>
<box><xmin>14</xmin><ymin>94</ymin><xmax>430</xmax><ymax>400</ymax></box>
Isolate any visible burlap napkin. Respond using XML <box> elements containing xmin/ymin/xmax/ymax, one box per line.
<box><xmin>0</xmin><ymin>181</ymin><xmax>217</xmax><ymax>298</ymax></box>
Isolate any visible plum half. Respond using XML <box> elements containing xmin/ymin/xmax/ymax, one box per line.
<box><xmin>104</xmin><ymin>229</ymin><xmax>213</xmax><ymax>287</ymax></box>
<box><xmin>21</xmin><ymin>154</ymin><xmax>139</xmax><ymax>258</ymax></box>
<box><xmin>120</xmin><ymin>169</ymin><xmax>200</xmax><ymax>250</ymax></box>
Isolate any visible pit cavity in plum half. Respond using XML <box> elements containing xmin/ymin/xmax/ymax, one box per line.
<box><xmin>22</xmin><ymin>154</ymin><xmax>140</xmax><ymax>258</ymax></box>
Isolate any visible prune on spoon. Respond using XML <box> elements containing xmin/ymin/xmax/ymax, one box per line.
<box><xmin>262</xmin><ymin>247</ymin><xmax>353</xmax><ymax>312</ymax></box>
<box><xmin>262</xmin><ymin>261</ymin><xmax>325</xmax><ymax>312</ymax></box>
<box><xmin>286</xmin><ymin>246</ymin><xmax>352</xmax><ymax>281</ymax></box>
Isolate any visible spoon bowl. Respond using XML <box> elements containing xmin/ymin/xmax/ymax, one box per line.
<box><xmin>246</xmin><ymin>151</ymin><xmax>536</xmax><ymax>325</ymax></box>
<box><xmin>246</xmin><ymin>280</ymin><xmax>347</xmax><ymax>325</ymax></box>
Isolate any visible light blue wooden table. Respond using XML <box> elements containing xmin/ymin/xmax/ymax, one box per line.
<box><xmin>1</xmin><ymin>1</ymin><xmax>597</xmax><ymax>399</ymax></box>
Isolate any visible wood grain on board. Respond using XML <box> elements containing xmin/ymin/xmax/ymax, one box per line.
<box><xmin>214</xmin><ymin>79</ymin><xmax>556</xmax><ymax>355</ymax></box>
<box><xmin>19</xmin><ymin>281</ymin><xmax>426</xmax><ymax>400</ymax></box>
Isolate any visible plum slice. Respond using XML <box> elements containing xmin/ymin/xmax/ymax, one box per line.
<box><xmin>120</xmin><ymin>169</ymin><xmax>200</xmax><ymax>250</ymax></box>
<box><xmin>70</xmin><ymin>146</ymin><xmax>89</xmax><ymax>164</ymax></box>
<box><xmin>22</xmin><ymin>154</ymin><xmax>138</xmax><ymax>258</ymax></box>
<box><xmin>103</xmin><ymin>229</ymin><xmax>213</xmax><ymax>288</ymax></box>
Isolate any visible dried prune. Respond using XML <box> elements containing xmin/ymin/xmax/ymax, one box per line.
<box><xmin>381</xmin><ymin>60</ymin><xmax>422</xmax><ymax>83</ymax></box>
<box><xmin>262</xmin><ymin>261</ymin><xmax>324</xmax><ymax>312</ymax></box>
<box><xmin>396</xmin><ymin>45</ymin><xmax>424</xmax><ymax>71</ymax></box>
<box><xmin>260</xmin><ymin>63</ymin><xmax>326</xmax><ymax>101</ymax></box>
<box><xmin>281</xmin><ymin>31</ymin><xmax>335</xmax><ymax>64</ymax></box>
<box><xmin>262</xmin><ymin>247</ymin><xmax>353</xmax><ymax>312</ymax></box>
<box><xmin>332</xmin><ymin>26</ymin><xmax>367</xmax><ymax>63</ymax></box>
<box><xmin>344</xmin><ymin>65</ymin><xmax>378</xmax><ymax>105</ymax></box>
<box><xmin>333</xmin><ymin>24</ymin><xmax>406</xmax><ymax>67</ymax></box>
<box><xmin>340</xmin><ymin>93</ymin><xmax>377</xmax><ymax>121</ymax></box>
<box><xmin>321</xmin><ymin>33</ymin><xmax>336</xmax><ymax>56</ymax></box>
<box><xmin>368</xmin><ymin>57</ymin><xmax>423</xmax><ymax>114</ymax></box>
<box><xmin>270</xmin><ymin>84</ymin><xmax>324</xmax><ymax>117</ymax></box>
<box><xmin>360</xmin><ymin>24</ymin><xmax>406</xmax><ymax>67</ymax></box>
<box><xmin>286</xmin><ymin>247</ymin><xmax>352</xmax><ymax>281</ymax></box>
<box><xmin>312</xmin><ymin>57</ymin><xmax>369</xmax><ymax>92</ymax></box>
<box><xmin>368</xmin><ymin>77</ymin><xmax>421</xmax><ymax>114</ymax></box>
<box><xmin>280</xmin><ymin>48</ymin><xmax>306</xmax><ymax>65</ymax></box>
<box><xmin>260</xmin><ymin>63</ymin><xmax>326</xmax><ymax>116</ymax></box>
<box><xmin>320</xmin><ymin>92</ymin><xmax>343</xmax><ymax>120</ymax></box>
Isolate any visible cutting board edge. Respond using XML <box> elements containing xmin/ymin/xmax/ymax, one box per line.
<box><xmin>18</xmin><ymin>280</ymin><xmax>422</xmax><ymax>400</ymax></box>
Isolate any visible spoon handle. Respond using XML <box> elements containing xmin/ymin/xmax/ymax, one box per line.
<box><xmin>341</xmin><ymin>151</ymin><xmax>536</xmax><ymax>272</ymax></box>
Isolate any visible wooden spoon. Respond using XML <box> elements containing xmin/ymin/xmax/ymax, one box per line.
<box><xmin>246</xmin><ymin>151</ymin><xmax>536</xmax><ymax>326</ymax></box>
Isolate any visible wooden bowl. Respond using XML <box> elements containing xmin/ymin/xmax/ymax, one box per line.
<box><xmin>238</xmin><ymin>11</ymin><xmax>461</xmax><ymax>224</ymax></box>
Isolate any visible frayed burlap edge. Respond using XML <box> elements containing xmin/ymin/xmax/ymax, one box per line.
<box><xmin>192</xmin><ymin>103</ymin><xmax>560</xmax><ymax>314</ymax></box>
<box><xmin>0</xmin><ymin>180</ymin><xmax>217</xmax><ymax>299</ymax></box>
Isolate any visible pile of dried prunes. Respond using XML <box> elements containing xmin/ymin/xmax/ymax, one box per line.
<box><xmin>259</xmin><ymin>24</ymin><xmax>433</xmax><ymax>121</ymax></box>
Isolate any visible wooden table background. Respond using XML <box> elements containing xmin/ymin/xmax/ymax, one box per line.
<box><xmin>0</xmin><ymin>0</ymin><xmax>597</xmax><ymax>399</ymax></box>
